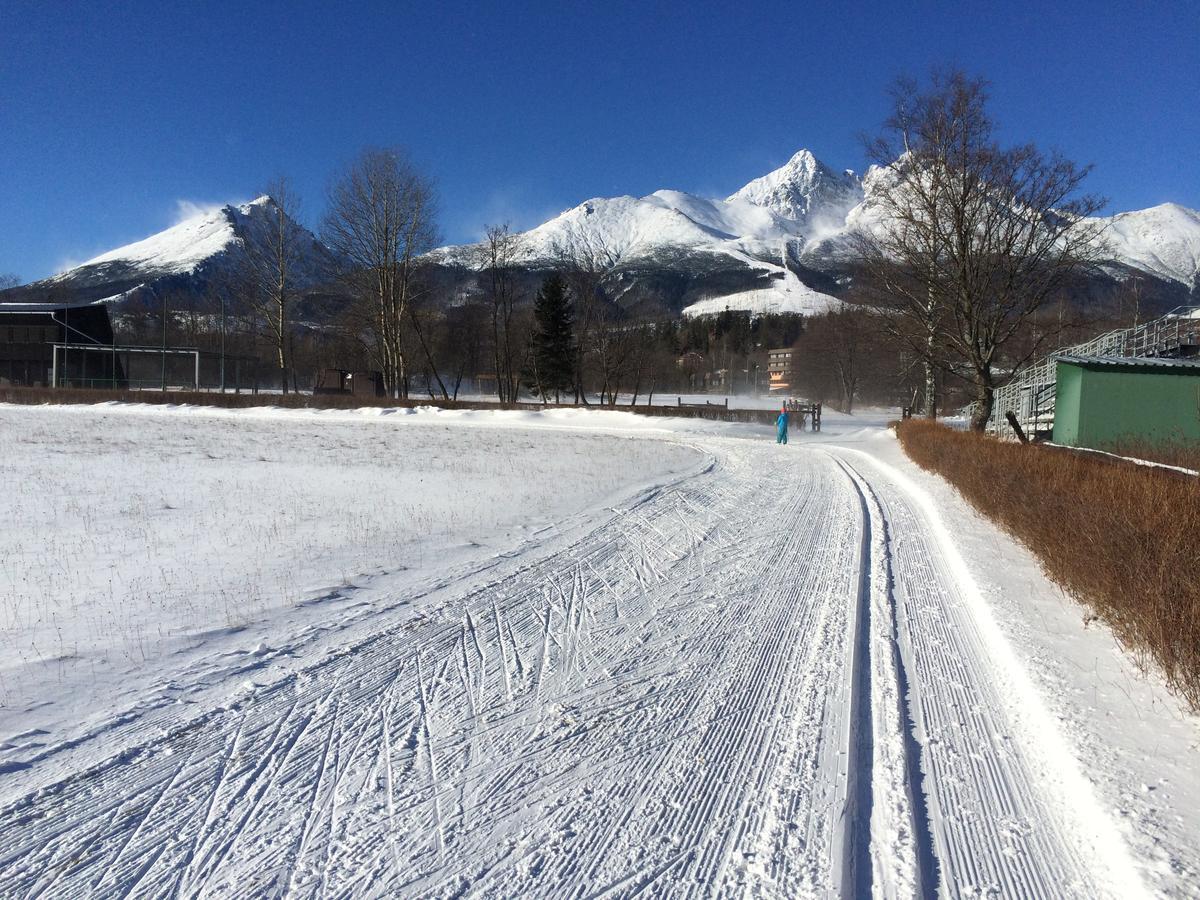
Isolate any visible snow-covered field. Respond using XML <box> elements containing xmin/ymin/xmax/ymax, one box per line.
<box><xmin>0</xmin><ymin>404</ymin><xmax>703</xmax><ymax>737</ymax></box>
<box><xmin>0</xmin><ymin>402</ymin><xmax>1196</xmax><ymax>898</ymax></box>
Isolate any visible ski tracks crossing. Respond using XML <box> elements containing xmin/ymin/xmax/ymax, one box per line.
<box><xmin>0</xmin><ymin>436</ymin><xmax>1149</xmax><ymax>898</ymax></box>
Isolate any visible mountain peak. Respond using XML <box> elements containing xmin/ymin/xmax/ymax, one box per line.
<box><xmin>239</xmin><ymin>195</ymin><xmax>276</xmax><ymax>213</ymax></box>
<box><xmin>13</xmin><ymin>194</ymin><xmax>343</xmax><ymax>309</ymax></box>
<box><xmin>728</xmin><ymin>149</ymin><xmax>863</xmax><ymax>230</ymax></box>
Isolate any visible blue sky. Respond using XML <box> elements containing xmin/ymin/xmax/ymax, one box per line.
<box><xmin>2</xmin><ymin>0</ymin><xmax>1198</xmax><ymax>281</ymax></box>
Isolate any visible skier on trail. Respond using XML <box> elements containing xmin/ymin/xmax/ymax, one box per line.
<box><xmin>776</xmin><ymin>405</ymin><xmax>789</xmax><ymax>445</ymax></box>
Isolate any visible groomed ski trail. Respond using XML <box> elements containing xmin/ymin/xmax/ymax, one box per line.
<box><xmin>0</xmin><ymin>436</ymin><xmax>1148</xmax><ymax>898</ymax></box>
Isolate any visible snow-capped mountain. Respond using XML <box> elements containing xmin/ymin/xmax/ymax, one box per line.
<box><xmin>726</xmin><ymin>149</ymin><xmax>862</xmax><ymax>238</ymax></box>
<box><xmin>432</xmin><ymin>150</ymin><xmax>870</xmax><ymax>317</ymax></box>
<box><xmin>1092</xmin><ymin>203</ymin><xmax>1200</xmax><ymax>292</ymax></box>
<box><xmin>4</xmin><ymin>197</ymin><xmax>341</xmax><ymax>310</ymax></box>
<box><xmin>434</xmin><ymin>149</ymin><xmax>1200</xmax><ymax>317</ymax></box>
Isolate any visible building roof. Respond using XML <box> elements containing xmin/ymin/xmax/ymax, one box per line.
<box><xmin>1055</xmin><ymin>354</ymin><xmax>1200</xmax><ymax>371</ymax></box>
<box><xmin>0</xmin><ymin>300</ymin><xmax>107</xmax><ymax>314</ymax></box>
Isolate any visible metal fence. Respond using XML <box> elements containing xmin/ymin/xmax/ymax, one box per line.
<box><xmin>976</xmin><ymin>307</ymin><xmax>1200</xmax><ymax>438</ymax></box>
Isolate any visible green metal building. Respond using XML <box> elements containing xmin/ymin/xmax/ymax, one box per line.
<box><xmin>1052</xmin><ymin>355</ymin><xmax>1200</xmax><ymax>449</ymax></box>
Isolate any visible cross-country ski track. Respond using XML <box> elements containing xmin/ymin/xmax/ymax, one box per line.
<box><xmin>0</xmin><ymin>426</ymin><xmax>1160</xmax><ymax>898</ymax></box>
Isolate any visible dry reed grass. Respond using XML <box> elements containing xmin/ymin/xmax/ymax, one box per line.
<box><xmin>897</xmin><ymin>419</ymin><xmax>1200</xmax><ymax>712</ymax></box>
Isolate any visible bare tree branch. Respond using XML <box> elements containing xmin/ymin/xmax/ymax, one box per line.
<box><xmin>857</xmin><ymin>68</ymin><xmax>1107</xmax><ymax>429</ymax></box>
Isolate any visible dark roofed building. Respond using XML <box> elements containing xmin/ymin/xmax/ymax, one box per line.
<box><xmin>0</xmin><ymin>302</ymin><xmax>124</xmax><ymax>388</ymax></box>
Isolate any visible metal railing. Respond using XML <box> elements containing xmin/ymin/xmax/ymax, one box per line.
<box><xmin>977</xmin><ymin>307</ymin><xmax>1200</xmax><ymax>437</ymax></box>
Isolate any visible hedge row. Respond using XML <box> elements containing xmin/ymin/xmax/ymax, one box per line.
<box><xmin>897</xmin><ymin>419</ymin><xmax>1200</xmax><ymax>712</ymax></box>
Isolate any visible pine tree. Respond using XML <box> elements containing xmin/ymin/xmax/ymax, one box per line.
<box><xmin>526</xmin><ymin>274</ymin><xmax>575</xmax><ymax>402</ymax></box>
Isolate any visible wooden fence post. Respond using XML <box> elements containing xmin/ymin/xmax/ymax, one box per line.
<box><xmin>1005</xmin><ymin>411</ymin><xmax>1029</xmax><ymax>443</ymax></box>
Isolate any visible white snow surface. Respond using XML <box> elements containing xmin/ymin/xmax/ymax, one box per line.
<box><xmin>0</xmin><ymin>402</ymin><xmax>1196</xmax><ymax>898</ymax></box>
<box><xmin>681</xmin><ymin>254</ymin><xmax>844</xmax><ymax>318</ymax></box>
<box><xmin>0</xmin><ymin>402</ymin><xmax>703</xmax><ymax>712</ymax></box>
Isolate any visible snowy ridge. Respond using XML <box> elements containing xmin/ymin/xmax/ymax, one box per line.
<box><xmin>436</xmin><ymin>189</ymin><xmax>811</xmax><ymax>268</ymax></box>
<box><xmin>431</xmin><ymin>150</ymin><xmax>866</xmax><ymax>316</ymax></box>
<box><xmin>1094</xmin><ymin>203</ymin><xmax>1200</xmax><ymax>289</ymax></box>
<box><xmin>20</xmin><ymin>197</ymin><xmax>342</xmax><ymax>305</ymax></box>
<box><xmin>74</xmin><ymin>202</ymin><xmax>249</xmax><ymax>276</ymax></box>
<box><xmin>10</xmin><ymin>150</ymin><xmax>1197</xmax><ymax>317</ymax></box>
<box><xmin>433</xmin><ymin>149</ymin><xmax>1200</xmax><ymax>310</ymax></box>
<box><xmin>434</xmin><ymin>150</ymin><xmax>857</xmax><ymax>271</ymax></box>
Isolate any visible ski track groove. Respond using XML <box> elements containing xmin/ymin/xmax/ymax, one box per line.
<box><xmin>828</xmin><ymin>448</ymin><xmax>1142</xmax><ymax>900</ymax></box>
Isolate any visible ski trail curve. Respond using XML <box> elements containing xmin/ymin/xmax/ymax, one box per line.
<box><xmin>0</xmin><ymin>433</ymin><xmax>1152</xmax><ymax>898</ymax></box>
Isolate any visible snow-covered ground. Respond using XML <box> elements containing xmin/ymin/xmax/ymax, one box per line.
<box><xmin>680</xmin><ymin>255</ymin><xmax>843</xmax><ymax>318</ymax></box>
<box><xmin>0</xmin><ymin>402</ymin><xmax>1196</xmax><ymax>898</ymax></box>
<box><xmin>0</xmin><ymin>403</ymin><xmax>704</xmax><ymax>738</ymax></box>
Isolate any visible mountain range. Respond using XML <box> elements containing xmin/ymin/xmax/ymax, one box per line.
<box><xmin>5</xmin><ymin>150</ymin><xmax>1199</xmax><ymax>321</ymax></box>
<box><xmin>432</xmin><ymin>149</ymin><xmax>1200</xmax><ymax>317</ymax></box>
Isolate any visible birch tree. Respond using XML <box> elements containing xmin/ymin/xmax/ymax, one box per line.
<box><xmin>323</xmin><ymin>148</ymin><xmax>438</xmax><ymax>398</ymax></box>
<box><xmin>244</xmin><ymin>178</ymin><xmax>304</xmax><ymax>392</ymax></box>
<box><xmin>480</xmin><ymin>224</ymin><xmax>525</xmax><ymax>403</ymax></box>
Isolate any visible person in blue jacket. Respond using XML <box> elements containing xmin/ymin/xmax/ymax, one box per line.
<box><xmin>776</xmin><ymin>406</ymin><xmax>789</xmax><ymax>444</ymax></box>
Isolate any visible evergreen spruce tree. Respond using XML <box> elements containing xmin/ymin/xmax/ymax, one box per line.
<box><xmin>526</xmin><ymin>274</ymin><xmax>576</xmax><ymax>402</ymax></box>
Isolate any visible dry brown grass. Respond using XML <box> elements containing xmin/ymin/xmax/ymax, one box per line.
<box><xmin>1103</xmin><ymin>440</ymin><xmax>1200</xmax><ymax>474</ymax></box>
<box><xmin>897</xmin><ymin>419</ymin><xmax>1200</xmax><ymax>712</ymax></box>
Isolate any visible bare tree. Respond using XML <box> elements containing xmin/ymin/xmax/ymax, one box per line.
<box><xmin>323</xmin><ymin>148</ymin><xmax>438</xmax><ymax>398</ymax></box>
<box><xmin>437</xmin><ymin>294</ymin><xmax>488</xmax><ymax>400</ymax></box>
<box><xmin>479</xmin><ymin>224</ymin><xmax>526</xmax><ymax>403</ymax></box>
<box><xmin>0</xmin><ymin>273</ymin><xmax>20</xmax><ymax>290</ymax></box>
<box><xmin>243</xmin><ymin>178</ymin><xmax>304</xmax><ymax>392</ymax></box>
<box><xmin>551</xmin><ymin>229</ymin><xmax>616</xmax><ymax>403</ymax></box>
<box><xmin>796</xmin><ymin>306</ymin><xmax>882</xmax><ymax>414</ymax></box>
<box><xmin>592</xmin><ymin>316</ymin><xmax>637</xmax><ymax>406</ymax></box>
<box><xmin>624</xmin><ymin>320</ymin><xmax>665</xmax><ymax>406</ymax></box>
<box><xmin>406</xmin><ymin>297</ymin><xmax>451</xmax><ymax>400</ymax></box>
<box><xmin>858</xmin><ymin>68</ymin><xmax>1106</xmax><ymax>429</ymax></box>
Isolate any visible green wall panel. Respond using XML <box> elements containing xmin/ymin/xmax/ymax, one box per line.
<box><xmin>1053</xmin><ymin>360</ymin><xmax>1200</xmax><ymax>449</ymax></box>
